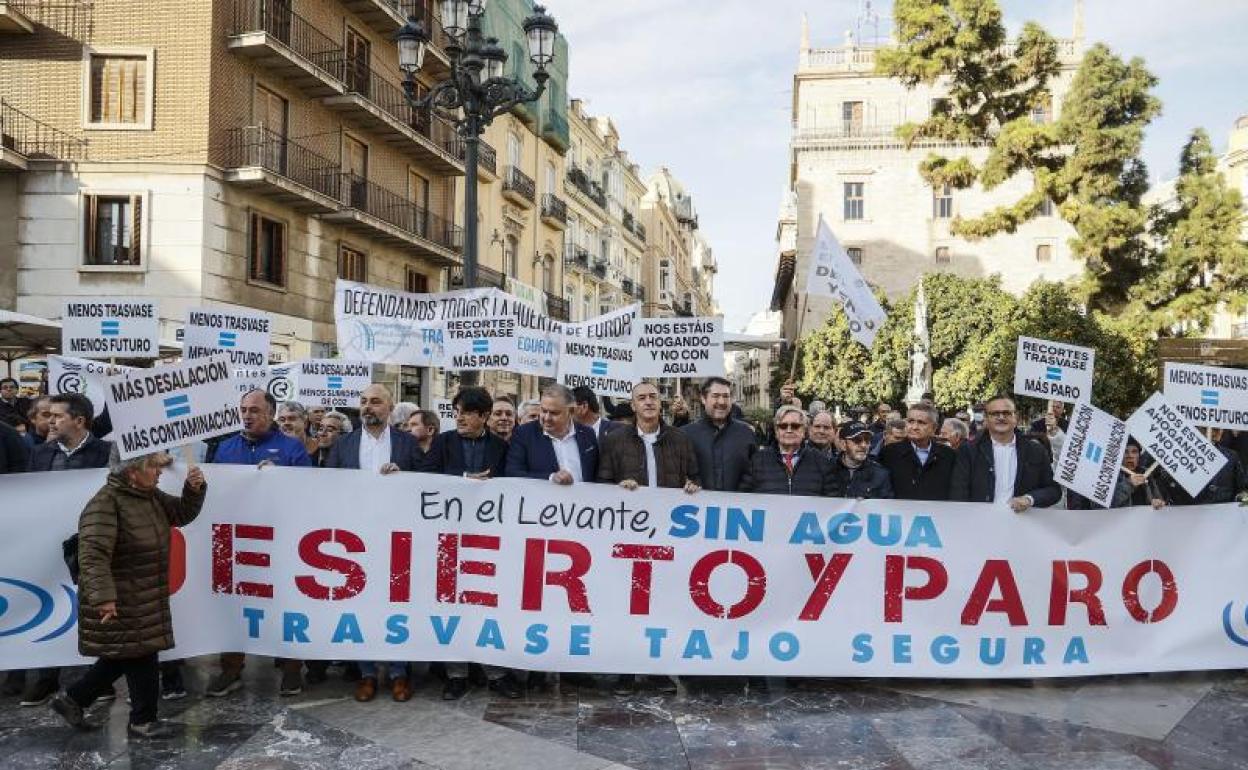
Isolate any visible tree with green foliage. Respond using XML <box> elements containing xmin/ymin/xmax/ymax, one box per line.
<box><xmin>877</xmin><ymin>0</ymin><xmax>1162</xmax><ymax>311</ymax></box>
<box><xmin>1130</xmin><ymin>128</ymin><xmax>1248</xmax><ymax>335</ymax></box>
<box><xmin>795</xmin><ymin>292</ymin><xmax>902</xmax><ymax>408</ymax></box>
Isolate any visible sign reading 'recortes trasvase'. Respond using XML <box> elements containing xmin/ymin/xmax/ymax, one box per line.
<box><xmin>1162</xmin><ymin>362</ymin><xmax>1248</xmax><ymax>430</ymax></box>
<box><xmin>103</xmin><ymin>355</ymin><xmax>241</xmax><ymax>459</ymax></box>
<box><xmin>1013</xmin><ymin>336</ymin><xmax>1095</xmax><ymax>403</ymax></box>
<box><xmin>293</xmin><ymin>360</ymin><xmax>371</xmax><ymax>409</ymax></box>
<box><xmin>61</xmin><ymin>299</ymin><xmax>160</xmax><ymax>359</ymax></box>
<box><xmin>635</xmin><ymin>317</ymin><xmax>725</xmax><ymax>378</ymax></box>
<box><xmin>182</xmin><ymin>307</ymin><xmax>272</xmax><ymax>367</ymax></box>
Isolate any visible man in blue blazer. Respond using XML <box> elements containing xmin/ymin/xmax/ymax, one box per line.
<box><xmin>572</xmin><ymin>385</ymin><xmax>621</xmax><ymax>442</ymax></box>
<box><xmin>506</xmin><ymin>384</ymin><xmax>598</xmax><ymax>483</ymax></box>
<box><xmin>324</xmin><ymin>384</ymin><xmax>423</xmax><ymax>473</ymax></box>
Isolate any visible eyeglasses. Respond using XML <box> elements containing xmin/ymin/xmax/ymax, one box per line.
<box><xmin>987</xmin><ymin>410</ymin><xmax>1015</xmax><ymax>418</ymax></box>
<box><xmin>776</xmin><ymin>422</ymin><xmax>805</xmax><ymax>431</ymax></box>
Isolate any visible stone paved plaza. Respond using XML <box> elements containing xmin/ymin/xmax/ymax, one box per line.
<box><xmin>2</xmin><ymin>658</ymin><xmax>1246</xmax><ymax>769</ymax></box>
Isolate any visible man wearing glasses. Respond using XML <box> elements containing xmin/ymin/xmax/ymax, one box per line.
<box><xmin>829</xmin><ymin>422</ymin><xmax>894</xmax><ymax>499</ymax></box>
<box><xmin>950</xmin><ymin>395</ymin><xmax>1060</xmax><ymax>512</ymax></box>
<box><xmin>739</xmin><ymin>406</ymin><xmax>836</xmax><ymax>495</ymax></box>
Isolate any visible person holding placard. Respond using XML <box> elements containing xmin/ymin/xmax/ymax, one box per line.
<box><xmin>950</xmin><ymin>395</ymin><xmax>1060</xmax><ymax>512</ymax></box>
<box><xmin>828</xmin><ymin>422</ymin><xmax>894</xmax><ymax>499</ymax></box>
<box><xmin>1111</xmin><ymin>440</ymin><xmax>1166</xmax><ymax>509</ymax></box>
<box><xmin>505</xmin><ymin>384</ymin><xmax>598</xmax><ymax>485</ymax></box>
<box><xmin>1154</xmin><ymin>428</ymin><xmax>1248</xmax><ymax>506</ymax></box>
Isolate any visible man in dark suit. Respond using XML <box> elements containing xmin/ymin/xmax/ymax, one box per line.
<box><xmin>0</xmin><ymin>419</ymin><xmax>28</xmax><ymax>474</ymax></box>
<box><xmin>419</xmin><ymin>386</ymin><xmax>508</xmax><ymax>479</ymax></box>
<box><xmin>951</xmin><ymin>395</ymin><xmax>1060</xmax><ymax>511</ymax></box>
<box><xmin>324</xmin><ymin>384</ymin><xmax>422</xmax><ymax>474</ymax></box>
<box><xmin>879</xmin><ymin>403</ymin><xmax>958</xmax><ymax>501</ymax></box>
<box><xmin>572</xmin><ymin>385</ymin><xmax>619</xmax><ymax>441</ymax></box>
<box><xmin>507</xmin><ymin>384</ymin><xmax>598</xmax><ymax>483</ymax></box>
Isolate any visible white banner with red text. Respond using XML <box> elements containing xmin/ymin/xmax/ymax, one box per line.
<box><xmin>2</xmin><ymin>466</ymin><xmax>1247</xmax><ymax>678</ymax></box>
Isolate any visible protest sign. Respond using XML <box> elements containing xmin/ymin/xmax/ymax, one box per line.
<box><xmin>232</xmin><ymin>363</ymin><xmax>296</xmax><ymax>400</ymax></box>
<box><xmin>804</xmin><ymin>216</ymin><xmax>886</xmax><ymax>348</ymax></box>
<box><xmin>334</xmin><ymin>279</ymin><xmax>459</xmax><ymax>367</ymax></box>
<box><xmin>4</xmin><ymin>466</ymin><xmax>1247</xmax><ymax>678</ymax></box>
<box><xmin>182</xmin><ymin>306</ymin><xmax>272</xmax><ymax>367</ymax></box>
<box><xmin>442</xmin><ymin>291</ymin><xmax>517</xmax><ymax>371</ymax></box>
<box><xmin>1163</xmin><ymin>362</ymin><xmax>1248</xmax><ymax>430</ymax></box>
<box><xmin>505</xmin><ymin>276</ymin><xmax>548</xmax><ymax>314</ymax></box>
<box><xmin>559</xmin><ymin>337</ymin><xmax>638</xmax><ymax>399</ymax></box>
<box><xmin>103</xmin><ymin>355</ymin><xmax>241</xmax><ymax>459</ymax></box>
<box><xmin>434</xmin><ymin>398</ymin><xmax>457</xmax><ymax>432</ymax></box>
<box><xmin>47</xmin><ymin>354</ymin><xmax>136</xmax><ymax>414</ymax></box>
<box><xmin>1126</xmin><ymin>393</ymin><xmax>1228</xmax><ymax>498</ymax></box>
<box><xmin>1013</xmin><ymin>337</ymin><xmax>1096</xmax><ymax>403</ymax></box>
<box><xmin>1055</xmin><ymin>402</ymin><xmax>1129</xmax><ymax>508</ymax></box>
<box><xmin>61</xmin><ymin>298</ymin><xmax>160</xmax><ymax>359</ymax></box>
<box><xmin>292</xmin><ymin>359</ymin><xmax>372</xmax><ymax>408</ymax></box>
<box><xmin>564</xmin><ymin>304</ymin><xmax>641</xmax><ymax>344</ymax></box>
<box><xmin>635</xmin><ymin>317</ymin><xmax>725</xmax><ymax>378</ymax></box>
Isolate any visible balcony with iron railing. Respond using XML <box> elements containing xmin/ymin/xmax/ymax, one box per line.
<box><xmin>0</xmin><ymin>0</ymin><xmax>34</xmax><ymax>33</ymax></box>
<box><xmin>325</xmin><ymin>171</ymin><xmax>463</xmax><ymax>263</ymax></box>
<box><xmin>546</xmin><ymin>293</ymin><xmax>570</xmax><ymax>321</ymax></box>
<box><xmin>0</xmin><ymin>99</ymin><xmax>87</xmax><ymax>169</ymax></box>
<box><xmin>540</xmin><ymin>193</ymin><xmax>567</xmax><ymax>229</ymax></box>
<box><xmin>460</xmin><ymin>138</ymin><xmax>497</xmax><ymax>180</ymax></box>
<box><xmin>503</xmin><ymin>166</ymin><xmax>536</xmax><ymax>207</ymax></box>
<box><xmin>564</xmin><ymin>245</ymin><xmax>590</xmax><ymax>270</ymax></box>
<box><xmin>592</xmin><ymin>259</ymin><xmax>608</xmax><ymax>279</ymax></box>
<box><xmin>228</xmin><ymin>0</ymin><xmax>346</xmax><ymax>97</ymax></box>
<box><xmin>220</xmin><ymin>125</ymin><xmax>342</xmax><ymax>211</ymax></box>
<box><xmin>541</xmin><ymin>106</ymin><xmax>569</xmax><ymax>153</ymax></box>
<box><xmin>338</xmin><ymin>0</ymin><xmax>405</xmax><ymax>34</ymax></box>
<box><xmin>566</xmin><ymin>164</ymin><xmax>607</xmax><ymax>211</ymax></box>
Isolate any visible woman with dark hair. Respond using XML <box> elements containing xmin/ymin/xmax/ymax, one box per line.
<box><xmin>50</xmin><ymin>448</ymin><xmax>206</xmax><ymax>738</ymax></box>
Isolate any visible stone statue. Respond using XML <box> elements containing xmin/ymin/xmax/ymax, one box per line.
<box><xmin>906</xmin><ymin>282</ymin><xmax>932</xmax><ymax>406</ymax></box>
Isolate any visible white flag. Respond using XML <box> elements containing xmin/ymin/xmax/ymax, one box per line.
<box><xmin>804</xmin><ymin>216</ymin><xmax>886</xmax><ymax>348</ymax></box>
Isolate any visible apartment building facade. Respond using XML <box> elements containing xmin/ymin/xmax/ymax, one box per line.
<box><xmin>0</xmin><ymin>0</ymin><xmax>570</xmax><ymax>405</ymax></box>
<box><xmin>641</xmin><ymin>167</ymin><xmax>700</xmax><ymax>321</ymax></box>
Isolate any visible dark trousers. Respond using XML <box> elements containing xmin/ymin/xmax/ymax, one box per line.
<box><xmin>66</xmin><ymin>653</ymin><xmax>159</xmax><ymax>725</ymax></box>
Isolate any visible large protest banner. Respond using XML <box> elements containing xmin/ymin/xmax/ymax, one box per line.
<box><xmin>1013</xmin><ymin>337</ymin><xmax>1095</xmax><ymax>403</ymax></box>
<box><xmin>61</xmin><ymin>298</ymin><xmax>160</xmax><ymax>359</ymax></box>
<box><xmin>232</xmin><ymin>363</ymin><xmax>296</xmax><ymax>400</ymax></box>
<box><xmin>1054</xmin><ymin>402</ymin><xmax>1129</xmax><ymax>508</ymax></box>
<box><xmin>103</xmin><ymin>355</ymin><xmax>241</xmax><ymax>459</ymax></box>
<box><xmin>1162</xmin><ymin>362</ymin><xmax>1248</xmax><ymax>430</ymax></box>
<box><xmin>3</xmin><ymin>466</ymin><xmax>1247</xmax><ymax>678</ymax></box>
<box><xmin>635</xmin><ymin>317</ymin><xmax>725</xmax><ymax>378</ymax></box>
<box><xmin>1126</xmin><ymin>393</ymin><xmax>1228</xmax><ymax>497</ymax></box>
<box><xmin>509</xmin><ymin>300</ymin><xmax>563</xmax><ymax>379</ymax></box>
<box><xmin>47</xmin><ymin>354</ymin><xmax>136</xmax><ymax>414</ymax></box>
<box><xmin>804</xmin><ymin>216</ymin><xmax>886</xmax><ymax>348</ymax></box>
<box><xmin>334</xmin><ymin>279</ymin><xmax>481</xmax><ymax>368</ymax></box>
<box><xmin>183</xmin><ymin>306</ymin><xmax>272</xmax><ymax>367</ymax></box>
<box><xmin>293</xmin><ymin>359</ymin><xmax>372</xmax><ymax>408</ymax></box>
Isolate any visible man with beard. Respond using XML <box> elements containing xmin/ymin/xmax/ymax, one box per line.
<box><xmin>681</xmin><ymin>377</ymin><xmax>756</xmax><ymax>492</ymax></box>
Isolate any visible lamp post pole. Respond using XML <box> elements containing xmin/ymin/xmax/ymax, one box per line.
<box><xmin>397</xmin><ymin>0</ymin><xmax>558</xmax><ymax>388</ymax></box>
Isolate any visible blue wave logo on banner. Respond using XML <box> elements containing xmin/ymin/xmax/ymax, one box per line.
<box><xmin>1223</xmin><ymin>602</ymin><xmax>1248</xmax><ymax>647</ymax></box>
<box><xmin>0</xmin><ymin>577</ymin><xmax>77</xmax><ymax>643</ymax></box>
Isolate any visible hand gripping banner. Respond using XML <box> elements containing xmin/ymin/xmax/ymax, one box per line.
<box><xmin>2</xmin><ymin>466</ymin><xmax>1247</xmax><ymax>678</ymax></box>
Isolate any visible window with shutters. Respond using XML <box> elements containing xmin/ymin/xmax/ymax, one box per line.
<box><xmin>844</xmin><ymin>182</ymin><xmax>865</xmax><ymax>221</ymax></box>
<box><xmin>82</xmin><ymin>193</ymin><xmax>143</xmax><ymax>267</ymax></box>
<box><xmin>1035</xmin><ymin>244</ymin><xmax>1053</xmax><ymax>263</ymax></box>
<box><xmin>405</xmin><ymin>268</ymin><xmax>429</xmax><ymax>294</ymax></box>
<box><xmin>249</xmin><ymin>212</ymin><xmax>287</xmax><ymax>287</ymax></box>
<box><xmin>935</xmin><ymin>246</ymin><xmax>951</xmax><ymax>264</ymax></box>
<box><xmin>847</xmin><ymin>247</ymin><xmax>864</xmax><ymax>265</ymax></box>
<box><xmin>841</xmin><ymin>101</ymin><xmax>864</xmax><ymax>136</ymax></box>
<box><xmin>338</xmin><ymin>244</ymin><xmax>367</xmax><ymax>282</ymax></box>
<box><xmin>83</xmin><ymin>48</ymin><xmax>154</xmax><ymax>130</ymax></box>
<box><xmin>933</xmin><ymin>185</ymin><xmax>953</xmax><ymax>219</ymax></box>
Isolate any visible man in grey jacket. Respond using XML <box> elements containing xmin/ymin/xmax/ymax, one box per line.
<box><xmin>681</xmin><ymin>377</ymin><xmax>757</xmax><ymax>492</ymax></box>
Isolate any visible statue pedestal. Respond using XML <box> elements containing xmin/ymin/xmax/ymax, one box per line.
<box><xmin>905</xmin><ymin>385</ymin><xmax>928</xmax><ymax>408</ymax></box>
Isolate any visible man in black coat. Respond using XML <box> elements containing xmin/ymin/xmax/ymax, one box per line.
<box><xmin>420</xmin><ymin>386</ymin><xmax>508</xmax><ymax>479</ymax></box>
<box><xmin>829</xmin><ymin>421</ymin><xmax>894</xmax><ymax>499</ymax></box>
<box><xmin>681</xmin><ymin>377</ymin><xmax>757</xmax><ymax>492</ymax></box>
<box><xmin>0</xmin><ymin>377</ymin><xmax>31</xmax><ymax>433</ymax></box>
<box><xmin>572</xmin><ymin>386</ymin><xmax>621</xmax><ymax>442</ymax></box>
<box><xmin>1156</xmin><ymin>428</ymin><xmax>1248</xmax><ymax>506</ymax></box>
<box><xmin>879</xmin><ymin>403</ymin><xmax>957</xmax><ymax>501</ymax></box>
<box><xmin>0</xmin><ymin>419</ymin><xmax>28</xmax><ymax>474</ymax></box>
<box><xmin>740</xmin><ymin>406</ymin><xmax>836</xmax><ymax>496</ymax></box>
<box><xmin>951</xmin><ymin>395</ymin><xmax>1061</xmax><ymax>511</ymax></box>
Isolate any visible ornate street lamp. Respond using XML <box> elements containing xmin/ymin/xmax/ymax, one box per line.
<box><xmin>397</xmin><ymin>2</ymin><xmax>559</xmax><ymax>302</ymax></box>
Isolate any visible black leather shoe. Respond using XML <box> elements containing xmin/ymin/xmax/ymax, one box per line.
<box><xmin>488</xmin><ymin>674</ymin><xmax>523</xmax><ymax>700</ymax></box>
<box><xmin>442</xmin><ymin>678</ymin><xmax>469</xmax><ymax>701</ymax></box>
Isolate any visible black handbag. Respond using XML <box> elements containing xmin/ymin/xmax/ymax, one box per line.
<box><xmin>62</xmin><ymin>533</ymin><xmax>80</xmax><ymax>585</ymax></box>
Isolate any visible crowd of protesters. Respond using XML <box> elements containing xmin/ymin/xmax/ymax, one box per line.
<box><xmin>1</xmin><ymin>372</ymin><xmax>1247</xmax><ymax>737</ymax></box>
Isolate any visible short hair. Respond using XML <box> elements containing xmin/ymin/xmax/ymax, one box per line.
<box><xmin>391</xmin><ymin>401</ymin><xmax>420</xmax><ymax>427</ymax></box>
<box><xmin>412</xmin><ymin>410</ymin><xmax>439</xmax><ymax>430</ymax></box>
<box><xmin>811</xmin><ymin>410</ymin><xmax>835</xmax><ymax>426</ymax></box>
<box><xmin>27</xmin><ymin>395</ymin><xmax>51</xmax><ymax>418</ymax></box>
<box><xmin>907</xmin><ymin>403</ymin><xmax>940</xmax><ymax>426</ymax></box>
<box><xmin>886</xmin><ymin>417</ymin><xmax>907</xmax><ymax>432</ymax></box>
<box><xmin>0</xmin><ymin>377</ymin><xmax>17</xmax><ymax>389</ymax></box>
<box><xmin>773</xmin><ymin>404</ymin><xmax>807</xmax><ymax>425</ymax></box>
<box><xmin>108</xmin><ymin>443</ymin><xmax>169</xmax><ymax>476</ymax></box>
<box><xmin>452</xmin><ymin>386</ymin><xmax>493</xmax><ymax>416</ymax></box>
<box><xmin>49</xmin><ymin>393</ymin><xmax>94</xmax><ymax>425</ymax></box>
<box><xmin>518</xmin><ymin>398</ymin><xmax>541</xmax><ymax>414</ymax></box>
<box><xmin>700</xmin><ymin>376</ymin><xmax>732</xmax><ymax>395</ymax></box>
<box><xmin>243</xmin><ymin>388</ymin><xmax>277</xmax><ymax>414</ymax></box>
<box><xmin>572</xmin><ymin>386</ymin><xmax>600</xmax><ymax>414</ymax></box>
<box><xmin>941</xmin><ymin>417</ymin><xmax>968</xmax><ymax>440</ymax></box>
<box><xmin>540</xmin><ymin>383</ymin><xmax>574</xmax><ymax>406</ymax></box>
<box><xmin>492</xmin><ymin>395</ymin><xmax>516</xmax><ymax>407</ymax></box>
<box><xmin>876</xmin><ymin>401</ymin><xmax>891</xmax><ymax>410</ymax></box>
<box><xmin>323</xmin><ymin>410</ymin><xmax>355</xmax><ymax>433</ymax></box>
<box><xmin>278</xmin><ymin>401</ymin><xmax>307</xmax><ymax>418</ymax></box>
<box><xmin>631</xmin><ymin>380</ymin><xmax>658</xmax><ymax>396</ymax></box>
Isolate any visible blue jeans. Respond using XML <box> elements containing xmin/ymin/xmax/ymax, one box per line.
<box><xmin>359</xmin><ymin>662</ymin><xmax>408</xmax><ymax>679</ymax></box>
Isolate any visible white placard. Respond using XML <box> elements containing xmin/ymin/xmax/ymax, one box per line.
<box><xmin>1163</xmin><ymin>362</ymin><xmax>1248</xmax><ymax>430</ymax></box>
<box><xmin>232</xmin><ymin>363</ymin><xmax>297</xmax><ymax>401</ymax></box>
<box><xmin>505</xmin><ymin>276</ymin><xmax>548</xmax><ymax>315</ymax></box>
<box><xmin>61</xmin><ymin>298</ymin><xmax>160</xmax><ymax>359</ymax></box>
<box><xmin>47</xmin><ymin>355</ymin><xmax>137</xmax><ymax>414</ymax></box>
<box><xmin>443</xmin><ymin>292</ymin><xmax>517</xmax><ymax>372</ymax></box>
<box><xmin>509</xmin><ymin>301</ymin><xmax>563</xmax><ymax>379</ymax></box>
<box><xmin>103</xmin><ymin>355</ymin><xmax>241</xmax><ymax>459</ymax></box>
<box><xmin>563</xmin><ymin>303</ymin><xmax>641</xmax><ymax>344</ymax></box>
<box><xmin>1055</xmin><ymin>402</ymin><xmax>1129</xmax><ymax>508</ymax></box>
<box><xmin>804</xmin><ymin>216</ymin><xmax>886</xmax><ymax>348</ymax></box>
<box><xmin>559</xmin><ymin>338</ymin><xmax>638</xmax><ymax>399</ymax></box>
<box><xmin>293</xmin><ymin>359</ymin><xmax>372</xmax><ymax>408</ymax></box>
<box><xmin>635</xmin><ymin>317</ymin><xmax>725</xmax><ymax>378</ymax></box>
<box><xmin>434</xmin><ymin>398</ymin><xmax>457</xmax><ymax>433</ymax></box>
<box><xmin>1126</xmin><ymin>393</ymin><xmax>1228</xmax><ymax>498</ymax></box>
<box><xmin>1013</xmin><ymin>336</ymin><xmax>1096</xmax><ymax>403</ymax></box>
<box><xmin>183</xmin><ymin>306</ymin><xmax>272</xmax><ymax>367</ymax></box>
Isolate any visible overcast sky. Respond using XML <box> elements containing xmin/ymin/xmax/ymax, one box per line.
<box><xmin>555</xmin><ymin>0</ymin><xmax>1247</xmax><ymax>332</ymax></box>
